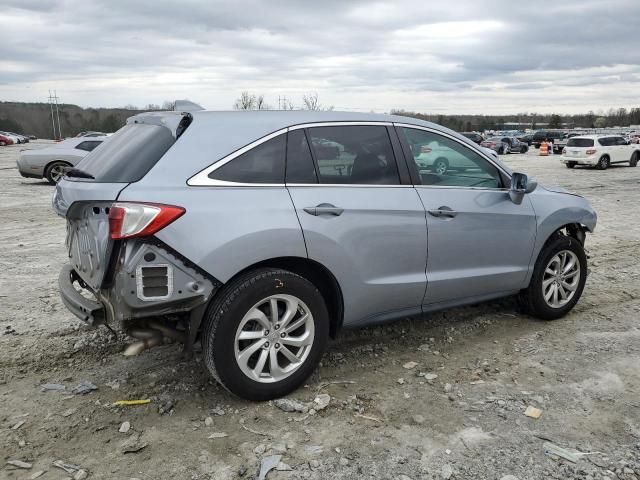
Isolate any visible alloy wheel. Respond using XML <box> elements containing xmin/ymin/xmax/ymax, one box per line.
<box><xmin>542</xmin><ymin>250</ymin><xmax>581</xmax><ymax>308</ymax></box>
<box><xmin>49</xmin><ymin>163</ymin><xmax>67</xmax><ymax>183</ymax></box>
<box><xmin>234</xmin><ymin>294</ymin><xmax>315</xmax><ymax>383</ymax></box>
<box><xmin>434</xmin><ymin>161</ymin><xmax>448</xmax><ymax>175</ymax></box>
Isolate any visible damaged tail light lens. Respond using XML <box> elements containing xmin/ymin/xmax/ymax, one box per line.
<box><xmin>108</xmin><ymin>202</ymin><xmax>185</xmax><ymax>240</ymax></box>
<box><xmin>562</xmin><ymin>147</ymin><xmax>567</xmax><ymax>154</ymax></box>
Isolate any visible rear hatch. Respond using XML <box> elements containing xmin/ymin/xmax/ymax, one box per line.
<box><xmin>564</xmin><ymin>138</ymin><xmax>594</xmax><ymax>158</ymax></box>
<box><xmin>53</xmin><ymin>112</ymin><xmax>190</xmax><ymax>291</ymax></box>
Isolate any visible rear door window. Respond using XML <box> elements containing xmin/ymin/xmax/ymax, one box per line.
<box><xmin>75</xmin><ymin>140</ymin><xmax>102</xmax><ymax>152</ymax></box>
<box><xmin>598</xmin><ymin>137</ymin><xmax>614</xmax><ymax>146</ymax></box>
<box><xmin>306</xmin><ymin>125</ymin><xmax>400</xmax><ymax>185</ymax></box>
<box><xmin>73</xmin><ymin>124</ymin><xmax>175</xmax><ymax>183</ymax></box>
<box><xmin>566</xmin><ymin>138</ymin><xmax>594</xmax><ymax>147</ymax></box>
<box><xmin>209</xmin><ymin>134</ymin><xmax>286</xmax><ymax>184</ymax></box>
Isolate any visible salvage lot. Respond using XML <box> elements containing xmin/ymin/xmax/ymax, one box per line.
<box><xmin>1</xmin><ymin>141</ymin><xmax>639</xmax><ymax>479</ymax></box>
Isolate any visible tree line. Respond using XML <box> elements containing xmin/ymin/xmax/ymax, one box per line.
<box><xmin>1</xmin><ymin>96</ymin><xmax>638</xmax><ymax>140</ymax></box>
<box><xmin>391</xmin><ymin>108</ymin><xmax>640</xmax><ymax>132</ymax></box>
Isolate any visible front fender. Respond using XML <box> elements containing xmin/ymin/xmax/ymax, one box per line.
<box><xmin>525</xmin><ymin>187</ymin><xmax>597</xmax><ymax>284</ymax></box>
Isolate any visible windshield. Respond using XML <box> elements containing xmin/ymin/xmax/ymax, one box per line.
<box><xmin>72</xmin><ymin>123</ymin><xmax>175</xmax><ymax>183</ymax></box>
<box><xmin>566</xmin><ymin>138</ymin><xmax>594</xmax><ymax>147</ymax></box>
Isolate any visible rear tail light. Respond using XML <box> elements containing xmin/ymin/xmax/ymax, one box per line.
<box><xmin>562</xmin><ymin>147</ymin><xmax>566</xmax><ymax>154</ymax></box>
<box><xmin>586</xmin><ymin>149</ymin><xmax>597</xmax><ymax>155</ymax></box>
<box><xmin>420</xmin><ymin>146</ymin><xmax>432</xmax><ymax>153</ymax></box>
<box><xmin>108</xmin><ymin>202</ymin><xmax>185</xmax><ymax>240</ymax></box>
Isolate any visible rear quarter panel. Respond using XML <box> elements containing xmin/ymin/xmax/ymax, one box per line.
<box><xmin>117</xmin><ymin>184</ymin><xmax>307</xmax><ymax>282</ymax></box>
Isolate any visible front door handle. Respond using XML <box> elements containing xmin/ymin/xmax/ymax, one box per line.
<box><xmin>428</xmin><ymin>206</ymin><xmax>458</xmax><ymax>218</ymax></box>
<box><xmin>304</xmin><ymin>203</ymin><xmax>344</xmax><ymax>216</ymax></box>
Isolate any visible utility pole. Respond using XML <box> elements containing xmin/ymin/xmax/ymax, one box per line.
<box><xmin>48</xmin><ymin>90</ymin><xmax>57</xmax><ymax>140</ymax></box>
<box><xmin>53</xmin><ymin>91</ymin><xmax>62</xmax><ymax>139</ymax></box>
<box><xmin>47</xmin><ymin>90</ymin><xmax>63</xmax><ymax>140</ymax></box>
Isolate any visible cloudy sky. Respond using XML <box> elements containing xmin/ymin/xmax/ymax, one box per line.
<box><xmin>1</xmin><ymin>0</ymin><xmax>639</xmax><ymax>114</ymax></box>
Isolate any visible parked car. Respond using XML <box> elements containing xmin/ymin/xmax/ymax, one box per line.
<box><xmin>0</xmin><ymin>131</ymin><xmax>20</xmax><ymax>145</ymax></box>
<box><xmin>560</xmin><ymin>135</ymin><xmax>640</xmax><ymax>169</ymax></box>
<box><xmin>54</xmin><ymin>111</ymin><xmax>596</xmax><ymax>400</ymax></box>
<box><xmin>75</xmin><ymin>131</ymin><xmax>106</xmax><ymax>138</ymax></box>
<box><xmin>460</xmin><ymin>132</ymin><xmax>483</xmax><ymax>144</ymax></box>
<box><xmin>0</xmin><ymin>134</ymin><xmax>14</xmax><ymax>146</ymax></box>
<box><xmin>517</xmin><ymin>134</ymin><xmax>533</xmax><ymax>146</ymax></box>
<box><xmin>481</xmin><ymin>136</ymin><xmax>527</xmax><ymax>154</ymax></box>
<box><xmin>531</xmin><ymin>130</ymin><xmax>566</xmax><ymax>152</ymax></box>
<box><xmin>17</xmin><ymin>136</ymin><xmax>107</xmax><ymax>184</ymax></box>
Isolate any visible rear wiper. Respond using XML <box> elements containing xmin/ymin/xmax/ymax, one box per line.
<box><xmin>65</xmin><ymin>168</ymin><xmax>95</xmax><ymax>179</ymax></box>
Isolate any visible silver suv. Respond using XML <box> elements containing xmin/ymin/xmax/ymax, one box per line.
<box><xmin>54</xmin><ymin>111</ymin><xmax>597</xmax><ymax>400</ymax></box>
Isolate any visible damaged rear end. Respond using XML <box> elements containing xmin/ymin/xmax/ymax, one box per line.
<box><xmin>54</xmin><ymin>111</ymin><xmax>218</xmax><ymax>354</ymax></box>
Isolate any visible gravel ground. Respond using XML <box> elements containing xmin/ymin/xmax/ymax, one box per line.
<box><xmin>1</xmin><ymin>141</ymin><xmax>639</xmax><ymax>480</ymax></box>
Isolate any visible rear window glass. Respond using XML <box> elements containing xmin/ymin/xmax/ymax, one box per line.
<box><xmin>73</xmin><ymin>124</ymin><xmax>175</xmax><ymax>183</ymax></box>
<box><xmin>567</xmin><ymin>138</ymin><xmax>594</xmax><ymax>147</ymax></box>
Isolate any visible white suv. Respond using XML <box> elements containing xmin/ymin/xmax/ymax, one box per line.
<box><xmin>561</xmin><ymin>135</ymin><xmax>640</xmax><ymax>170</ymax></box>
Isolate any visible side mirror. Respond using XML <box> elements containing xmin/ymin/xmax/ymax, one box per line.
<box><xmin>509</xmin><ymin>172</ymin><xmax>537</xmax><ymax>204</ymax></box>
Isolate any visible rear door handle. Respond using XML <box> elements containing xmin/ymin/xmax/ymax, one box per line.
<box><xmin>304</xmin><ymin>203</ymin><xmax>344</xmax><ymax>216</ymax></box>
<box><xmin>428</xmin><ymin>206</ymin><xmax>458</xmax><ymax>218</ymax></box>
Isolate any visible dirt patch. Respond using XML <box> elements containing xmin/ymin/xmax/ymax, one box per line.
<box><xmin>1</xmin><ymin>143</ymin><xmax>639</xmax><ymax>479</ymax></box>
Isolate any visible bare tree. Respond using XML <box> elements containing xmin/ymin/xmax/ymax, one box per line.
<box><xmin>144</xmin><ymin>103</ymin><xmax>161</xmax><ymax>111</ymax></box>
<box><xmin>302</xmin><ymin>93</ymin><xmax>320</xmax><ymax>111</ymax></box>
<box><xmin>256</xmin><ymin>95</ymin><xmax>272</xmax><ymax>110</ymax></box>
<box><xmin>123</xmin><ymin>104</ymin><xmax>139</xmax><ymax>110</ymax></box>
<box><xmin>234</xmin><ymin>91</ymin><xmax>256</xmax><ymax>110</ymax></box>
<box><xmin>161</xmin><ymin>100</ymin><xmax>176</xmax><ymax>111</ymax></box>
<box><xmin>301</xmin><ymin>93</ymin><xmax>333</xmax><ymax>111</ymax></box>
<box><xmin>282</xmin><ymin>99</ymin><xmax>296</xmax><ymax>110</ymax></box>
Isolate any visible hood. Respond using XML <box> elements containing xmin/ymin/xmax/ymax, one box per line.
<box><xmin>540</xmin><ymin>183</ymin><xmax>582</xmax><ymax>197</ymax></box>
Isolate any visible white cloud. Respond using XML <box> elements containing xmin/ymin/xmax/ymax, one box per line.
<box><xmin>0</xmin><ymin>0</ymin><xmax>638</xmax><ymax>114</ymax></box>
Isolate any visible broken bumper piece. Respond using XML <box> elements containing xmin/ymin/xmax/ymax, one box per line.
<box><xmin>58</xmin><ymin>264</ymin><xmax>105</xmax><ymax>326</ymax></box>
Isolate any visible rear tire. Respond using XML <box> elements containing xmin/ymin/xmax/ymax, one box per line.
<box><xmin>630</xmin><ymin>152</ymin><xmax>639</xmax><ymax>167</ymax></box>
<box><xmin>202</xmin><ymin>268</ymin><xmax>329</xmax><ymax>401</ymax></box>
<box><xmin>432</xmin><ymin>158</ymin><xmax>449</xmax><ymax>175</ymax></box>
<box><xmin>520</xmin><ymin>235</ymin><xmax>587</xmax><ymax>320</ymax></box>
<box><xmin>566</xmin><ymin>162</ymin><xmax>576</xmax><ymax>169</ymax></box>
<box><xmin>45</xmin><ymin>161</ymin><xmax>70</xmax><ymax>184</ymax></box>
<box><xmin>596</xmin><ymin>155</ymin><xmax>609</xmax><ymax>170</ymax></box>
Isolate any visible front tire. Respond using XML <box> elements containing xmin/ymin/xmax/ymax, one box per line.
<box><xmin>630</xmin><ymin>152</ymin><xmax>639</xmax><ymax>167</ymax></box>
<box><xmin>520</xmin><ymin>235</ymin><xmax>587</xmax><ymax>320</ymax></box>
<box><xmin>202</xmin><ymin>268</ymin><xmax>329</xmax><ymax>401</ymax></box>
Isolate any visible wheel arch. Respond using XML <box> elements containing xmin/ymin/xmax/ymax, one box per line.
<box><xmin>225</xmin><ymin>256</ymin><xmax>344</xmax><ymax>338</ymax></box>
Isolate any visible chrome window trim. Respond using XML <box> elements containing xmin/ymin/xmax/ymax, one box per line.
<box><xmin>289</xmin><ymin>121</ymin><xmax>393</xmax><ymax>130</ymax></box>
<box><xmin>187</xmin><ymin>128</ymin><xmax>288</xmax><ymax>186</ymax></box>
<box><xmin>392</xmin><ymin>122</ymin><xmax>512</xmax><ymax>179</ymax></box>
<box><xmin>188</xmin><ymin>122</ymin><xmax>394</xmax><ymax>187</ymax></box>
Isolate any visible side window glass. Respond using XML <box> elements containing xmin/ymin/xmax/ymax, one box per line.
<box><xmin>76</xmin><ymin>141</ymin><xmax>101</xmax><ymax>152</ymax></box>
<box><xmin>307</xmin><ymin>126</ymin><xmax>399</xmax><ymax>185</ymax></box>
<box><xmin>286</xmin><ymin>130</ymin><xmax>317</xmax><ymax>184</ymax></box>
<box><xmin>209</xmin><ymin>134</ymin><xmax>285</xmax><ymax>183</ymax></box>
<box><xmin>400</xmin><ymin>128</ymin><xmax>502</xmax><ymax>189</ymax></box>
<box><xmin>598</xmin><ymin>137</ymin><xmax>611</xmax><ymax>147</ymax></box>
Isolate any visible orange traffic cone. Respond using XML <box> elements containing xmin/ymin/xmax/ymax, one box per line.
<box><xmin>539</xmin><ymin>141</ymin><xmax>549</xmax><ymax>156</ymax></box>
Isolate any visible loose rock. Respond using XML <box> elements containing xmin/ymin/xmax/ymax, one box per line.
<box><xmin>7</xmin><ymin>460</ymin><xmax>32</xmax><ymax>469</ymax></box>
<box><xmin>441</xmin><ymin>463</ymin><xmax>454</xmax><ymax>479</ymax></box>
<box><xmin>273</xmin><ymin>398</ymin><xmax>307</xmax><ymax>413</ymax></box>
<box><xmin>119</xmin><ymin>421</ymin><xmax>130</xmax><ymax>433</ymax></box>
